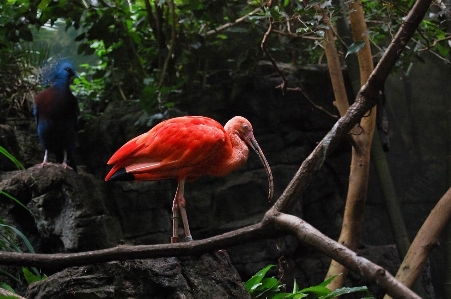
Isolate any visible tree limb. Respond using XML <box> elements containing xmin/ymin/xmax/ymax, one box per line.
<box><xmin>269</xmin><ymin>212</ymin><xmax>421</xmax><ymax>299</ymax></box>
<box><xmin>383</xmin><ymin>187</ymin><xmax>451</xmax><ymax>299</ymax></box>
<box><xmin>325</xmin><ymin>0</ymin><xmax>376</xmax><ymax>290</ymax></box>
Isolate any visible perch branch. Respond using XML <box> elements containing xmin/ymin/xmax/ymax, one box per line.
<box><xmin>0</xmin><ymin>213</ymin><xmax>421</xmax><ymax>298</ymax></box>
<box><xmin>269</xmin><ymin>212</ymin><xmax>421</xmax><ymax>299</ymax></box>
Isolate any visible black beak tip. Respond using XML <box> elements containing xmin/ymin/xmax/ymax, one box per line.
<box><xmin>106</xmin><ymin>168</ymin><xmax>135</xmax><ymax>182</ymax></box>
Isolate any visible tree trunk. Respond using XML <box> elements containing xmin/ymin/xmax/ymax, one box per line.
<box><xmin>324</xmin><ymin>0</ymin><xmax>376</xmax><ymax>291</ymax></box>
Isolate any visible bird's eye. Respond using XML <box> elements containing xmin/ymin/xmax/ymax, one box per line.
<box><xmin>242</xmin><ymin>123</ymin><xmax>250</xmax><ymax>133</ymax></box>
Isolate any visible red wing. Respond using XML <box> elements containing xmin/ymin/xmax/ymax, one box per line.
<box><xmin>106</xmin><ymin>116</ymin><xmax>230</xmax><ymax>180</ymax></box>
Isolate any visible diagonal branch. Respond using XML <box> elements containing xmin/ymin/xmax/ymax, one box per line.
<box><xmin>383</xmin><ymin>187</ymin><xmax>451</xmax><ymax>299</ymax></box>
<box><xmin>269</xmin><ymin>213</ymin><xmax>421</xmax><ymax>299</ymax></box>
<box><xmin>271</xmin><ymin>0</ymin><xmax>433</xmax><ymax>214</ymax></box>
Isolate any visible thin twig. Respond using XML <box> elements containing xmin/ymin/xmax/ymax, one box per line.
<box><xmin>261</xmin><ymin>20</ymin><xmax>288</xmax><ymax>94</ymax></box>
<box><xmin>287</xmin><ymin>87</ymin><xmax>339</xmax><ymax>119</ymax></box>
<box><xmin>202</xmin><ymin>8</ymin><xmax>261</xmax><ymax>37</ymax></box>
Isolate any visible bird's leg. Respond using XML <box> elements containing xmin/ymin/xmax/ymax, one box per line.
<box><xmin>38</xmin><ymin>150</ymin><xmax>50</xmax><ymax>168</ymax></box>
<box><xmin>179</xmin><ymin>205</ymin><xmax>192</xmax><ymax>242</ymax></box>
<box><xmin>171</xmin><ymin>179</ymin><xmax>192</xmax><ymax>243</ymax></box>
<box><xmin>43</xmin><ymin>150</ymin><xmax>48</xmax><ymax>164</ymax></box>
<box><xmin>61</xmin><ymin>150</ymin><xmax>73</xmax><ymax>170</ymax></box>
<box><xmin>171</xmin><ymin>208</ymin><xmax>179</xmax><ymax>244</ymax></box>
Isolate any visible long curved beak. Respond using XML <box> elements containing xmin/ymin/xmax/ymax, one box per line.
<box><xmin>245</xmin><ymin>135</ymin><xmax>274</xmax><ymax>201</ymax></box>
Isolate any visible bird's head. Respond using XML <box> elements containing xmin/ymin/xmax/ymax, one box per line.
<box><xmin>39</xmin><ymin>59</ymin><xmax>78</xmax><ymax>87</ymax></box>
<box><xmin>227</xmin><ymin>116</ymin><xmax>274</xmax><ymax>201</ymax></box>
<box><xmin>52</xmin><ymin>60</ymin><xmax>78</xmax><ymax>82</ymax></box>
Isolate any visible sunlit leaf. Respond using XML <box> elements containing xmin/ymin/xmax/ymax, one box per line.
<box><xmin>245</xmin><ymin>264</ymin><xmax>274</xmax><ymax>293</ymax></box>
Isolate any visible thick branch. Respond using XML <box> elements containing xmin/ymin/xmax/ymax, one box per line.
<box><xmin>0</xmin><ymin>212</ymin><xmax>420</xmax><ymax>298</ymax></box>
<box><xmin>270</xmin><ymin>213</ymin><xmax>421</xmax><ymax>299</ymax></box>
<box><xmin>271</xmin><ymin>0</ymin><xmax>433</xmax><ymax>214</ymax></box>
<box><xmin>326</xmin><ymin>0</ymin><xmax>376</xmax><ymax>289</ymax></box>
<box><xmin>0</xmin><ymin>223</ymin><xmax>271</xmax><ymax>270</ymax></box>
<box><xmin>383</xmin><ymin>187</ymin><xmax>451</xmax><ymax>299</ymax></box>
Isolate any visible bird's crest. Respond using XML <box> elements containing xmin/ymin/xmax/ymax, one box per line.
<box><xmin>38</xmin><ymin>58</ymin><xmax>76</xmax><ymax>87</ymax></box>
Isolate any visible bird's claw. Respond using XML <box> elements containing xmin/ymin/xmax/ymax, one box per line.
<box><xmin>36</xmin><ymin>162</ymin><xmax>51</xmax><ymax>168</ymax></box>
<box><xmin>184</xmin><ymin>236</ymin><xmax>193</xmax><ymax>242</ymax></box>
<box><xmin>61</xmin><ymin>162</ymin><xmax>74</xmax><ymax>171</ymax></box>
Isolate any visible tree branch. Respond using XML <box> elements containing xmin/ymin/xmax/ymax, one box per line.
<box><xmin>269</xmin><ymin>212</ymin><xmax>421</xmax><ymax>299</ymax></box>
<box><xmin>325</xmin><ymin>0</ymin><xmax>376</xmax><ymax>290</ymax></box>
<box><xmin>383</xmin><ymin>187</ymin><xmax>451</xmax><ymax>299</ymax></box>
<box><xmin>0</xmin><ymin>223</ymin><xmax>272</xmax><ymax>270</ymax></box>
<box><xmin>202</xmin><ymin>8</ymin><xmax>261</xmax><ymax>37</ymax></box>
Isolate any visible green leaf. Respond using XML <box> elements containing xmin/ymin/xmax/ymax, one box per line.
<box><xmin>346</xmin><ymin>40</ymin><xmax>366</xmax><ymax>57</ymax></box>
<box><xmin>245</xmin><ymin>264</ymin><xmax>274</xmax><ymax>293</ymax></box>
<box><xmin>0</xmin><ymin>283</ymin><xmax>16</xmax><ymax>293</ymax></box>
<box><xmin>255</xmin><ymin>277</ymin><xmax>279</xmax><ymax>295</ymax></box>
<box><xmin>319</xmin><ymin>286</ymin><xmax>370</xmax><ymax>299</ymax></box>
<box><xmin>0</xmin><ymin>191</ymin><xmax>31</xmax><ymax>214</ymax></box>
<box><xmin>22</xmin><ymin>267</ymin><xmax>46</xmax><ymax>285</ymax></box>
<box><xmin>0</xmin><ymin>223</ymin><xmax>35</xmax><ymax>253</ymax></box>
<box><xmin>0</xmin><ymin>146</ymin><xmax>24</xmax><ymax>170</ymax></box>
<box><xmin>297</xmin><ymin>275</ymin><xmax>338</xmax><ymax>297</ymax></box>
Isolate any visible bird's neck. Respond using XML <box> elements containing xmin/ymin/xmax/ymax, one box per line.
<box><xmin>216</xmin><ymin>127</ymin><xmax>249</xmax><ymax>176</ymax></box>
<box><xmin>52</xmin><ymin>77</ymin><xmax>71</xmax><ymax>91</ymax></box>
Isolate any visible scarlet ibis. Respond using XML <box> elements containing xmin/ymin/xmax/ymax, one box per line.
<box><xmin>33</xmin><ymin>60</ymin><xmax>79</xmax><ymax>170</ymax></box>
<box><xmin>105</xmin><ymin>116</ymin><xmax>273</xmax><ymax>243</ymax></box>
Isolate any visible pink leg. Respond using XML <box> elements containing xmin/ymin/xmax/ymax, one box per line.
<box><xmin>171</xmin><ymin>208</ymin><xmax>179</xmax><ymax>244</ymax></box>
<box><xmin>37</xmin><ymin>150</ymin><xmax>50</xmax><ymax>168</ymax></box>
<box><xmin>61</xmin><ymin>150</ymin><xmax>73</xmax><ymax>170</ymax></box>
<box><xmin>171</xmin><ymin>179</ymin><xmax>192</xmax><ymax>243</ymax></box>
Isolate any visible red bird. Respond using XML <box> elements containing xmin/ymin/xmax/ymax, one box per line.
<box><xmin>105</xmin><ymin>116</ymin><xmax>273</xmax><ymax>243</ymax></box>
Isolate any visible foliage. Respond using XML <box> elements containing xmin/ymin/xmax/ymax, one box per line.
<box><xmin>0</xmin><ymin>148</ymin><xmax>46</xmax><ymax>292</ymax></box>
<box><xmin>1</xmin><ymin>0</ymin><xmax>449</xmax><ymax>118</ymax></box>
<box><xmin>245</xmin><ymin>265</ymin><xmax>373</xmax><ymax>299</ymax></box>
<box><xmin>0</xmin><ymin>217</ymin><xmax>47</xmax><ymax>291</ymax></box>
<box><xmin>0</xmin><ymin>147</ymin><xmax>24</xmax><ymax>170</ymax></box>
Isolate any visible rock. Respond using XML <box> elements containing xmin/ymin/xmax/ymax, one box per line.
<box><xmin>26</xmin><ymin>251</ymin><xmax>250</xmax><ymax>299</ymax></box>
<box><xmin>0</xmin><ymin>165</ymin><xmax>123</xmax><ymax>254</ymax></box>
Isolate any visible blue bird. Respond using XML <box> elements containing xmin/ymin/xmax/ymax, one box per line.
<box><xmin>33</xmin><ymin>60</ymin><xmax>79</xmax><ymax>171</ymax></box>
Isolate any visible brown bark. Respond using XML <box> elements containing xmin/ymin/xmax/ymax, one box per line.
<box><xmin>325</xmin><ymin>0</ymin><xmax>376</xmax><ymax>290</ymax></box>
<box><xmin>383</xmin><ymin>187</ymin><xmax>451</xmax><ymax>299</ymax></box>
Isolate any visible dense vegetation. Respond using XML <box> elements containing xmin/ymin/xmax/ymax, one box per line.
<box><xmin>0</xmin><ymin>0</ymin><xmax>449</xmax><ymax>120</ymax></box>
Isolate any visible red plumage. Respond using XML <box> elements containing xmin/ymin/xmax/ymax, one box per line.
<box><xmin>105</xmin><ymin>115</ymin><xmax>273</xmax><ymax>243</ymax></box>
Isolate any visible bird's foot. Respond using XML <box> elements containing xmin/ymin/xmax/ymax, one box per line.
<box><xmin>61</xmin><ymin>162</ymin><xmax>74</xmax><ymax>171</ymax></box>
<box><xmin>184</xmin><ymin>235</ymin><xmax>193</xmax><ymax>242</ymax></box>
<box><xmin>36</xmin><ymin>162</ymin><xmax>52</xmax><ymax>168</ymax></box>
<box><xmin>171</xmin><ymin>236</ymin><xmax>179</xmax><ymax>244</ymax></box>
